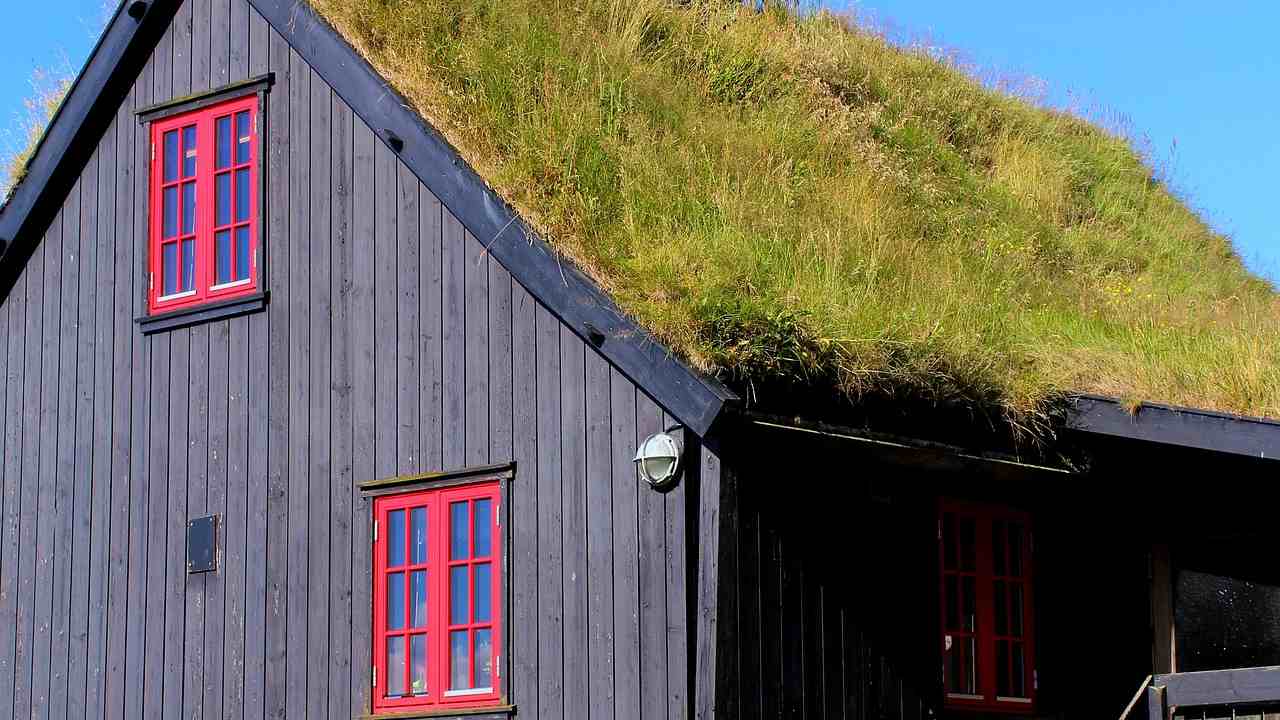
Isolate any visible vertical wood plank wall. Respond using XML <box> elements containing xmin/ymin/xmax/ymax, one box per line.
<box><xmin>0</xmin><ymin>0</ymin><xmax>690</xmax><ymax>717</ymax></box>
<box><xmin>717</xmin><ymin>447</ymin><xmax>940</xmax><ymax>720</ymax></box>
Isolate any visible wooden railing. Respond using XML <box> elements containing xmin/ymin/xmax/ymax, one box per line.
<box><xmin>1135</xmin><ymin>667</ymin><xmax>1280</xmax><ymax>720</ymax></box>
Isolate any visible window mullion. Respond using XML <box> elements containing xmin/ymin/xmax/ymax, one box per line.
<box><xmin>405</xmin><ymin>507</ymin><xmax>414</xmax><ymax>698</ymax></box>
<box><xmin>433</xmin><ymin>496</ymin><xmax>446</xmax><ymax>702</ymax></box>
<box><xmin>976</xmin><ymin>513</ymin><xmax>997</xmax><ymax>702</ymax></box>
<box><xmin>198</xmin><ymin>113</ymin><xmax>213</xmax><ymax>300</ymax></box>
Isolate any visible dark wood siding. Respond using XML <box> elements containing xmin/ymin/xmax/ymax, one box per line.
<box><xmin>711</xmin><ymin>429</ymin><xmax>942</xmax><ymax>720</ymax></box>
<box><xmin>0</xmin><ymin>1</ymin><xmax>691</xmax><ymax>718</ymax></box>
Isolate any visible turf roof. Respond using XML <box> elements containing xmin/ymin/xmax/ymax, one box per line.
<box><xmin>317</xmin><ymin>0</ymin><xmax>1278</xmax><ymax>432</ymax></box>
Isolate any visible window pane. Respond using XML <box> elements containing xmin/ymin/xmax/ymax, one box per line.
<box><xmin>181</xmin><ymin>239</ymin><xmax>196</xmax><ymax>292</ymax></box>
<box><xmin>410</xmin><ymin>633</ymin><xmax>428</xmax><ymax>696</ymax></box>
<box><xmin>234</xmin><ymin>226</ymin><xmax>251</xmax><ymax>281</ymax></box>
<box><xmin>1008</xmin><ymin>522</ymin><xmax>1024</xmax><ymax>577</ymax></box>
<box><xmin>181</xmin><ymin>181</ymin><xmax>196</xmax><ymax>235</ymax></box>
<box><xmin>386</xmin><ymin>635</ymin><xmax>406</xmax><ymax>697</ymax></box>
<box><xmin>387</xmin><ymin>572</ymin><xmax>405</xmax><ymax>630</ymax></box>
<box><xmin>163</xmin><ymin>130</ymin><xmax>179</xmax><ymax>182</ymax></box>
<box><xmin>996</xmin><ymin>639</ymin><xmax>1010</xmax><ymax>697</ymax></box>
<box><xmin>181</xmin><ymin>125</ymin><xmax>197</xmax><ymax>177</ymax></box>
<box><xmin>1010</xmin><ymin>582</ymin><xmax>1024</xmax><ymax>636</ymax></box>
<box><xmin>474</xmin><ymin>499</ymin><xmax>492</xmax><ymax>557</ymax></box>
<box><xmin>410</xmin><ymin>507</ymin><xmax>427</xmax><ymax>564</ymax></box>
<box><xmin>1011</xmin><ymin>642</ymin><xmax>1026</xmax><ymax>697</ymax></box>
<box><xmin>944</xmin><ymin>575</ymin><xmax>958</xmax><ymax>630</ymax></box>
<box><xmin>942</xmin><ymin>512</ymin><xmax>956</xmax><ymax>571</ymax></box>
<box><xmin>162</xmin><ymin>243</ymin><xmax>177</xmax><ymax>296</ymax></box>
<box><xmin>216</xmin><ymin>115</ymin><xmax>232</xmax><ymax>169</ymax></box>
<box><xmin>994</xmin><ymin>579</ymin><xmax>1007</xmax><ymax>635</ymax></box>
<box><xmin>410</xmin><ymin>570</ymin><xmax>427</xmax><ymax>628</ymax></box>
<box><xmin>163</xmin><ymin>186</ymin><xmax>178</xmax><ymax>238</ymax></box>
<box><xmin>215</xmin><ymin>230</ymin><xmax>232</xmax><ymax>285</ymax></box>
<box><xmin>236</xmin><ymin>111</ymin><xmax>251</xmax><ymax>164</ymax></box>
<box><xmin>959</xmin><ymin>517</ymin><xmax>976</xmax><ymax>572</ymax></box>
<box><xmin>449</xmin><ymin>630</ymin><xmax>469</xmax><ymax>690</ymax></box>
<box><xmin>993</xmin><ymin>519</ymin><xmax>1007</xmax><ymax>576</ymax></box>
<box><xmin>387</xmin><ymin>509</ymin><xmax>405</xmax><ymax>567</ymax></box>
<box><xmin>961</xmin><ymin>575</ymin><xmax>975</xmax><ymax>632</ymax></box>
<box><xmin>235</xmin><ymin>168</ymin><xmax>250</xmax><ymax>222</ymax></box>
<box><xmin>945</xmin><ymin>634</ymin><xmax>976</xmax><ymax>695</ymax></box>
<box><xmin>450</xmin><ymin>565</ymin><xmax>468</xmax><ymax>625</ymax></box>
<box><xmin>474</xmin><ymin>563</ymin><xmax>491</xmax><ymax>623</ymax></box>
<box><xmin>475</xmin><ymin>629</ymin><xmax>493</xmax><ymax>688</ymax></box>
<box><xmin>215</xmin><ymin>172</ymin><xmax>231</xmax><ymax>227</ymax></box>
<box><xmin>450</xmin><ymin>502</ymin><xmax>469</xmax><ymax>560</ymax></box>
<box><xmin>944</xmin><ymin>635</ymin><xmax>956</xmax><ymax>691</ymax></box>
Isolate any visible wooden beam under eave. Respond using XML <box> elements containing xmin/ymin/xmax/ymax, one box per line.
<box><xmin>1150</xmin><ymin>543</ymin><xmax>1177</xmax><ymax>674</ymax></box>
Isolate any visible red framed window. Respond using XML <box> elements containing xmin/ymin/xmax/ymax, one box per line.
<box><xmin>372</xmin><ymin>482</ymin><xmax>502</xmax><ymax>713</ymax></box>
<box><xmin>148</xmin><ymin>94</ymin><xmax>259</xmax><ymax>314</ymax></box>
<box><xmin>939</xmin><ymin>500</ymin><xmax>1035</xmax><ymax>712</ymax></box>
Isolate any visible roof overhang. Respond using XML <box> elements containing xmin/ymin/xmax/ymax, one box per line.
<box><xmin>1066</xmin><ymin>394</ymin><xmax>1280</xmax><ymax>461</ymax></box>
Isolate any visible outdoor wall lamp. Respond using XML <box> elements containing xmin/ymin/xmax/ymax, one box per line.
<box><xmin>634</xmin><ymin>428</ymin><xmax>682</xmax><ymax>491</ymax></box>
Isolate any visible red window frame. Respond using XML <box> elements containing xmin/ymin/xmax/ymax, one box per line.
<box><xmin>938</xmin><ymin>500</ymin><xmax>1036</xmax><ymax>713</ymax></box>
<box><xmin>148</xmin><ymin>94</ymin><xmax>260</xmax><ymax>314</ymax></box>
<box><xmin>372</xmin><ymin>482</ymin><xmax>503</xmax><ymax>713</ymax></box>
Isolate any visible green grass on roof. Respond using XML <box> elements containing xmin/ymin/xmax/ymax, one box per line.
<box><xmin>311</xmin><ymin>0</ymin><xmax>1280</xmax><ymax>430</ymax></box>
<box><xmin>1</xmin><ymin>68</ymin><xmax>71</xmax><ymax>202</ymax></box>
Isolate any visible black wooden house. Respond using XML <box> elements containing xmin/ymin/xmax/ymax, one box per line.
<box><xmin>0</xmin><ymin>1</ymin><xmax>1278</xmax><ymax>719</ymax></box>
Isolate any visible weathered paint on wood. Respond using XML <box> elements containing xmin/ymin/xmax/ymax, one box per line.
<box><xmin>0</xmin><ymin>3</ymin><xmax>694</xmax><ymax>720</ymax></box>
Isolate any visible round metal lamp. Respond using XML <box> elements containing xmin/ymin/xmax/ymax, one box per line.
<box><xmin>634</xmin><ymin>431</ymin><xmax>682</xmax><ymax>490</ymax></box>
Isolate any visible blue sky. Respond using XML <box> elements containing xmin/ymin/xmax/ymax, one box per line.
<box><xmin>0</xmin><ymin>1</ymin><xmax>108</xmax><ymax>165</ymax></box>
<box><xmin>3</xmin><ymin>1</ymin><xmax>1278</xmax><ymax>283</ymax></box>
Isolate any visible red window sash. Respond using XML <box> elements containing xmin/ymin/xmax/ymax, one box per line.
<box><xmin>939</xmin><ymin>500</ymin><xmax>1035</xmax><ymax>713</ymax></box>
<box><xmin>372</xmin><ymin>482</ymin><xmax>502</xmax><ymax>713</ymax></box>
<box><xmin>149</xmin><ymin>95</ymin><xmax>259</xmax><ymax>315</ymax></box>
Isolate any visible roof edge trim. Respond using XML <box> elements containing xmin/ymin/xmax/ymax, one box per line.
<box><xmin>1067</xmin><ymin>394</ymin><xmax>1280</xmax><ymax>460</ymax></box>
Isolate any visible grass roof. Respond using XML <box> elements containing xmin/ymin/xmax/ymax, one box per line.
<box><xmin>1</xmin><ymin>69</ymin><xmax>71</xmax><ymax>201</ymax></box>
<box><xmin>322</xmin><ymin>1</ymin><xmax>1277</xmax><ymax>431</ymax></box>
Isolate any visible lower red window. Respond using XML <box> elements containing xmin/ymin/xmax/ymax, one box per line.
<box><xmin>373</xmin><ymin>482</ymin><xmax>502</xmax><ymax>712</ymax></box>
<box><xmin>939</xmin><ymin>500</ymin><xmax>1035</xmax><ymax>712</ymax></box>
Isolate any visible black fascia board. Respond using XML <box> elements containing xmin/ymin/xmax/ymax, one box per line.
<box><xmin>1067</xmin><ymin>394</ymin><xmax>1280</xmax><ymax>461</ymax></box>
<box><xmin>246</xmin><ymin>0</ymin><xmax>737</xmax><ymax>437</ymax></box>
<box><xmin>0</xmin><ymin>0</ymin><xmax>173</xmax><ymax>300</ymax></box>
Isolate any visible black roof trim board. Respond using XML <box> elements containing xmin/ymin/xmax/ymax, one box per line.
<box><xmin>245</xmin><ymin>0</ymin><xmax>737</xmax><ymax>438</ymax></box>
<box><xmin>1067</xmin><ymin>395</ymin><xmax>1280</xmax><ymax>460</ymax></box>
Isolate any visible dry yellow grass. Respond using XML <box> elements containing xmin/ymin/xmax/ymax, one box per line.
<box><xmin>1</xmin><ymin>68</ymin><xmax>71</xmax><ymax>201</ymax></box>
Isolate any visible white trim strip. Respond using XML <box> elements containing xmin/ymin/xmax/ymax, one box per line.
<box><xmin>158</xmin><ymin>289</ymin><xmax>197</xmax><ymax>301</ymax></box>
<box><xmin>210</xmin><ymin>277</ymin><xmax>252</xmax><ymax>291</ymax></box>
<box><xmin>443</xmin><ymin>687</ymin><xmax>493</xmax><ymax>697</ymax></box>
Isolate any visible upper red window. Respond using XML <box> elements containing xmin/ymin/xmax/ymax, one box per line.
<box><xmin>148</xmin><ymin>95</ymin><xmax>259</xmax><ymax>314</ymax></box>
<box><xmin>939</xmin><ymin>500</ymin><xmax>1035</xmax><ymax>713</ymax></box>
<box><xmin>372</xmin><ymin>482</ymin><xmax>502</xmax><ymax>713</ymax></box>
